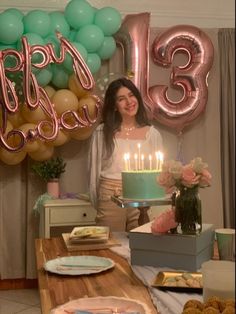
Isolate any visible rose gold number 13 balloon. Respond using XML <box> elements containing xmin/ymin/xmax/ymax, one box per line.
<box><xmin>115</xmin><ymin>13</ymin><xmax>214</xmax><ymax>132</ymax></box>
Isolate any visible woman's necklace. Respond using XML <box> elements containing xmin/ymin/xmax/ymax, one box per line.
<box><xmin>121</xmin><ymin>125</ymin><xmax>137</xmax><ymax>138</ymax></box>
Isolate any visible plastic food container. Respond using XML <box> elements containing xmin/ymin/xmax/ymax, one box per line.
<box><xmin>201</xmin><ymin>260</ymin><xmax>235</xmax><ymax>301</ymax></box>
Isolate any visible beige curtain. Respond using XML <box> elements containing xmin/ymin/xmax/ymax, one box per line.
<box><xmin>218</xmin><ymin>28</ymin><xmax>235</xmax><ymax>228</ymax></box>
<box><xmin>0</xmin><ymin>28</ymin><xmax>225</xmax><ymax>279</ymax></box>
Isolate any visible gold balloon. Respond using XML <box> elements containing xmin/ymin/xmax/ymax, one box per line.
<box><xmin>77</xmin><ymin>95</ymin><xmax>98</xmax><ymax>120</ymax></box>
<box><xmin>53</xmin><ymin>130</ymin><xmax>70</xmax><ymax>146</ymax></box>
<box><xmin>0</xmin><ymin>148</ymin><xmax>26</xmax><ymax>165</ymax></box>
<box><xmin>21</xmin><ymin>103</ymin><xmax>48</xmax><ymax>124</ymax></box>
<box><xmin>68</xmin><ymin>74</ymin><xmax>90</xmax><ymax>99</ymax></box>
<box><xmin>7</xmin><ymin>111</ymin><xmax>26</xmax><ymax>128</ymax></box>
<box><xmin>28</xmin><ymin>143</ymin><xmax>54</xmax><ymax>161</ymax></box>
<box><xmin>41</xmin><ymin>124</ymin><xmax>70</xmax><ymax>147</ymax></box>
<box><xmin>52</xmin><ymin>89</ymin><xmax>79</xmax><ymax>116</ymax></box>
<box><xmin>44</xmin><ymin>85</ymin><xmax>56</xmax><ymax>99</ymax></box>
<box><xmin>0</xmin><ymin>119</ymin><xmax>13</xmax><ymax>133</ymax></box>
<box><xmin>1</xmin><ymin>120</ymin><xmax>15</xmax><ymax>147</ymax></box>
<box><xmin>70</xmin><ymin>125</ymin><xmax>94</xmax><ymax>141</ymax></box>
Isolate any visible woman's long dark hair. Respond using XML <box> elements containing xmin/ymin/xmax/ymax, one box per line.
<box><xmin>102</xmin><ymin>77</ymin><xmax>150</xmax><ymax>159</ymax></box>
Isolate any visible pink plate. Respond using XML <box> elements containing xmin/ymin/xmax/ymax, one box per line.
<box><xmin>50</xmin><ymin>296</ymin><xmax>151</xmax><ymax>314</ymax></box>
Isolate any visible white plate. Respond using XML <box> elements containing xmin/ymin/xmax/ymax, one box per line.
<box><xmin>69</xmin><ymin>226</ymin><xmax>110</xmax><ymax>243</ymax></box>
<box><xmin>50</xmin><ymin>296</ymin><xmax>151</xmax><ymax>314</ymax></box>
<box><xmin>44</xmin><ymin>255</ymin><xmax>115</xmax><ymax>275</ymax></box>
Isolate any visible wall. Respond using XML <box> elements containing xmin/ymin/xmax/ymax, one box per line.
<box><xmin>0</xmin><ymin>0</ymin><xmax>235</xmax><ymax>28</ymax></box>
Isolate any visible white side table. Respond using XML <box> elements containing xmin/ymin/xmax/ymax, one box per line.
<box><xmin>39</xmin><ymin>198</ymin><xmax>96</xmax><ymax>238</ymax></box>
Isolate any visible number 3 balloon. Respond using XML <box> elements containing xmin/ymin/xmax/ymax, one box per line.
<box><xmin>150</xmin><ymin>24</ymin><xmax>214</xmax><ymax>132</ymax></box>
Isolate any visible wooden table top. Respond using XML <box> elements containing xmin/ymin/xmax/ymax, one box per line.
<box><xmin>35</xmin><ymin>237</ymin><xmax>158</xmax><ymax>314</ymax></box>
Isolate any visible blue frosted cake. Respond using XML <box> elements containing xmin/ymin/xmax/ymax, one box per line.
<box><xmin>121</xmin><ymin>170</ymin><xmax>165</xmax><ymax>200</ymax></box>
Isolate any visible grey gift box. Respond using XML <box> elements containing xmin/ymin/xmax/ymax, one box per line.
<box><xmin>129</xmin><ymin>222</ymin><xmax>214</xmax><ymax>271</ymax></box>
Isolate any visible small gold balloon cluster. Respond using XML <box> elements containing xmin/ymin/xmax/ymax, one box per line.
<box><xmin>0</xmin><ymin>74</ymin><xmax>100</xmax><ymax>165</ymax></box>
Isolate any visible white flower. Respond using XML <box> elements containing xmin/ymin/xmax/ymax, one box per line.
<box><xmin>190</xmin><ymin>157</ymin><xmax>208</xmax><ymax>173</ymax></box>
<box><xmin>168</xmin><ymin>160</ymin><xmax>183</xmax><ymax>179</ymax></box>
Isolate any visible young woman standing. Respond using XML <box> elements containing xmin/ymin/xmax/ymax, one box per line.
<box><xmin>88</xmin><ymin>77</ymin><xmax>163</xmax><ymax>231</ymax></box>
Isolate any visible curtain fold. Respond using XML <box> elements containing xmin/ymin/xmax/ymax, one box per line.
<box><xmin>218</xmin><ymin>28</ymin><xmax>235</xmax><ymax>228</ymax></box>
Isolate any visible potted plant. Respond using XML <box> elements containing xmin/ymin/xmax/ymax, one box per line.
<box><xmin>31</xmin><ymin>157</ymin><xmax>66</xmax><ymax>197</ymax></box>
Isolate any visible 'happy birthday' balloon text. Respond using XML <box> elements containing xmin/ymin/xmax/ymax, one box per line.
<box><xmin>0</xmin><ymin>32</ymin><xmax>101</xmax><ymax>152</ymax></box>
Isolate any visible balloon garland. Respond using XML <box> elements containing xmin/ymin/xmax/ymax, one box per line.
<box><xmin>0</xmin><ymin>0</ymin><xmax>121</xmax><ymax>164</ymax></box>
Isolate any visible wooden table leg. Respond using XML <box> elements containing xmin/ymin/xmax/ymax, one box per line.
<box><xmin>138</xmin><ymin>206</ymin><xmax>150</xmax><ymax>226</ymax></box>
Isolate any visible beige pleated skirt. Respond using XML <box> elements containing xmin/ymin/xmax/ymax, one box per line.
<box><xmin>96</xmin><ymin>177</ymin><xmax>140</xmax><ymax>232</ymax></box>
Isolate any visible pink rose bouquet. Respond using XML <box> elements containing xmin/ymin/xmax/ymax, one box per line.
<box><xmin>156</xmin><ymin>157</ymin><xmax>211</xmax><ymax>235</ymax></box>
<box><xmin>157</xmin><ymin>157</ymin><xmax>212</xmax><ymax>192</ymax></box>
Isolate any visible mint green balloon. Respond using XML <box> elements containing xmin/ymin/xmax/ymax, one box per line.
<box><xmin>94</xmin><ymin>7</ymin><xmax>121</xmax><ymax>36</ymax></box>
<box><xmin>75</xmin><ymin>24</ymin><xmax>104</xmax><ymax>53</ymax></box>
<box><xmin>0</xmin><ymin>43</ymin><xmax>17</xmax><ymax>68</ymax></box>
<box><xmin>68</xmin><ymin>30</ymin><xmax>77</xmax><ymax>42</ymax></box>
<box><xmin>0</xmin><ymin>12</ymin><xmax>24</xmax><ymax>44</ymax></box>
<box><xmin>49</xmin><ymin>11</ymin><xmax>70</xmax><ymax>38</ymax></box>
<box><xmin>44</xmin><ymin>34</ymin><xmax>60</xmax><ymax>58</ymax></box>
<box><xmin>65</xmin><ymin>0</ymin><xmax>94</xmax><ymax>30</ymax></box>
<box><xmin>23</xmin><ymin>10</ymin><xmax>51</xmax><ymax>38</ymax></box>
<box><xmin>87</xmin><ymin>53</ymin><xmax>101</xmax><ymax>74</ymax></box>
<box><xmin>51</xmin><ymin>64</ymin><xmax>69</xmax><ymax>88</ymax></box>
<box><xmin>63</xmin><ymin>42</ymin><xmax>88</xmax><ymax>73</ymax></box>
<box><xmin>36</xmin><ymin>65</ymin><xmax>53</xmax><ymax>87</ymax></box>
<box><xmin>4</xmin><ymin>8</ymin><xmax>24</xmax><ymax>20</ymax></box>
<box><xmin>17</xmin><ymin>33</ymin><xmax>45</xmax><ymax>63</ymax></box>
<box><xmin>97</xmin><ymin>36</ymin><xmax>116</xmax><ymax>60</ymax></box>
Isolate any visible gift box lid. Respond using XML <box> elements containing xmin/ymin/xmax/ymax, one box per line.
<box><xmin>129</xmin><ymin>222</ymin><xmax>214</xmax><ymax>255</ymax></box>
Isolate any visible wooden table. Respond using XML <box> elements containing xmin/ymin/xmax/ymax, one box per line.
<box><xmin>35</xmin><ymin>237</ymin><xmax>158</xmax><ymax>314</ymax></box>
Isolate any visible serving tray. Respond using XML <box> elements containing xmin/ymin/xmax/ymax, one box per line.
<box><xmin>152</xmin><ymin>271</ymin><xmax>203</xmax><ymax>293</ymax></box>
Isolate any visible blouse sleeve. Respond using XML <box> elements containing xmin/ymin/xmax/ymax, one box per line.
<box><xmin>88</xmin><ymin>124</ymin><xmax>104</xmax><ymax>208</ymax></box>
<box><xmin>149</xmin><ymin>125</ymin><xmax>163</xmax><ymax>152</ymax></box>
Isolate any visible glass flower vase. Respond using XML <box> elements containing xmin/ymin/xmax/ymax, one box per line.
<box><xmin>175</xmin><ymin>185</ymin><xmax>202</xmax><ymax>235</ymax></box>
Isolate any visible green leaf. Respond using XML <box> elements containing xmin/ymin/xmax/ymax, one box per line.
<box><xmin>31</xmin><ymin>157</ymin><xmax>66</xmax><ymax>182</ymax></box>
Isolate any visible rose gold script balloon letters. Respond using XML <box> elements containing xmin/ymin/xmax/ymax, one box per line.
<box><xmin>0</xmin><ymin>33</ymin><xmax>100</xmax><ymax>152</ymax></box>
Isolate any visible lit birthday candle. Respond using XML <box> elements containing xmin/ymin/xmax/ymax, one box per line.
<box><xmin>159</xmin><ymin>152</ymin><xmax>164</xmax><ymax>171</ymax></box>
<box><xmin>134</xmin><ymin>153</ymin><xmax>138</xmax><ymax>171</ymax></box>
<box><xmin>127</xmin><ymin>153</ymin><xmax>131</xmax><ymax>171</ymax></box>
<box><xmin>149</xmin><ymin>154</ymin><xmax>152</xmax><ymax>170</ymax></box>
<box><xmin>155</xmin><ymin>151</ymin><xmax>160</xmax><ymax>170</ymax></box>
<box><xmin>123</xmin><ymin>153</ymin><xmax>128</xmax><ymax>171</ymax></box>
<box><xmin>141</xmin><ymin>154</ymin><xmax>145</xmax><ymax>170</ymax></box>
<box><xmin>137</xmin><ymin>143</ymin><xmax>141</xmax><ymax>170</ymax></box>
